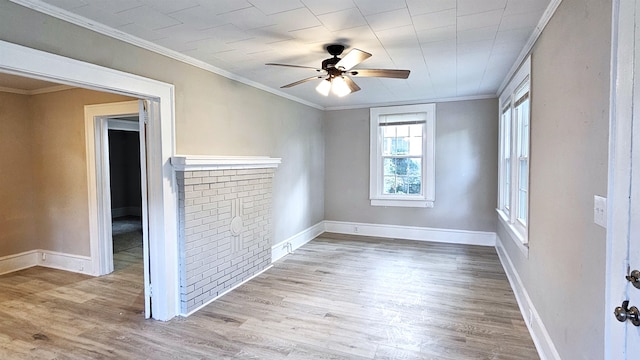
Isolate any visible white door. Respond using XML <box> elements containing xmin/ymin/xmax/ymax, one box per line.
<box><xmin>139</xmin><ymin>100</ymin><xmax>152</xmax><ymax>319</ymax></box>
<box><xmin>606</xmin><ymin>0</ymin><xmax>640</xmax><ymax>358</ymax></box>
<box><xmin>626</xmin><ymin>0</ymin><xmax>640</xmax><ymax>352</ymax></box>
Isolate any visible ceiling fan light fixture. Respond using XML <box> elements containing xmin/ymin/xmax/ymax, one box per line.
<box><xmin>316</xmin><ymin>78</ymin><xmax>331</xmax><ymax>96</ymax></box>
<box><xmin>331</xmin><ymin>76</ymin><xmax>351</xmax><ymax>97</ymax></box>
<box><xmin>267</xmin><ymin>44</ymin><xmax>410</xmax><ymax>96</ymax></box>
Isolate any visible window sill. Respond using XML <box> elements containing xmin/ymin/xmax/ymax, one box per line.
<box><xmin>371</xmin><ymin>198</ymin><xmax>434</xmax><ymax>208</ymax></box>
<box><xmin>496</xmin><ymin>209</ymin><xmax>529</xmax><ymax>257</ymax></box>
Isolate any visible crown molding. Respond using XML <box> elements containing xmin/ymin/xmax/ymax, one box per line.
<box><xmin>0</xmin><ymin>84</ymin><xmax>74</xmax><ymax>95</ymax></box>
<box><xmin>324</xmin><ymin>94</ymin><xmax>497</xmax><ymax>111</ymax></box>
<box><xmin>9</xmin><ymin>0</ymin><xmax>324</xmax><ymax>111</ymax></box>
<box><xmin>497</xmin><ymin>0</ymin><xmax>563</xmax><ymax>96</ymax></box>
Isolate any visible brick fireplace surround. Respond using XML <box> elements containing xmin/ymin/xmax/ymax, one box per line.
<box><xmin>172</xmin><ymin>156</ymin><xmax>280</xmax><ymax>315</ymax></box>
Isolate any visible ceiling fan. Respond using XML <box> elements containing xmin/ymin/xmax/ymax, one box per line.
<box><xmin>266</xmin><ymin>44</ymin><xmax>410</xmax><ymax>97</ymax></box>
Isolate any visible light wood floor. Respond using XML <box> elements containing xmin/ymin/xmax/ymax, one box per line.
<box><xmin>0</xmin><ymin>233</ymin><xmax>539</xmax><ymax>359</ymax></box>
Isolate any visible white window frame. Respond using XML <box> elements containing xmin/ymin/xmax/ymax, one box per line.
<box><xmin>369</xmin><ymin>103</ymin><xmax>435</xmax><ymax>208</ymax></box>
<box><xmin>498</xmin><ymin>56</ymin><xmax>531</xmax><ymax>249</ymax></box>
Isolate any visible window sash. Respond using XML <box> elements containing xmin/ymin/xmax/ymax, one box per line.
<box><xmin>379</xmin><ymin>122</ymin><xmax>425</xmax><ymax>197</ymax></box>
<box><xmin>498</xmin><ymin>69</ymin><xmax>530</xmax><ymax>244</ymax></box>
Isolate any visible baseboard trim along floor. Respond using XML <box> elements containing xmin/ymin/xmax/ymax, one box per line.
<box><xmin>496</xmin><ymin>235</ymin><xmax>561</xmax><ymax>360</ymax></box>
<box><xmin>0</xmin><ymin>249</ymin><xmax>93</xmax><ymax>276</ymax></box>
<box><xmin>324</xmin><ymin>220</ymin><xmax>496</xmax><ymax>247</ymax></box>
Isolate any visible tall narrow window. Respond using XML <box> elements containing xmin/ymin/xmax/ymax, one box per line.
<box><xmin>498</xmin><ymin>56</ymin><xmax>530</xmax><ymax>245</ymax></box>
<box><xmin>370</xmin><ymin>104</ymin><xmax>435</xmax><ymax>208</ymax></box>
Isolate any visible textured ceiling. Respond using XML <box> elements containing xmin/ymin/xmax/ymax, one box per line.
<box><xmin>29</xmin><ymin>0</ymin><xmax>550</xmax><ymax>108</ymax></box>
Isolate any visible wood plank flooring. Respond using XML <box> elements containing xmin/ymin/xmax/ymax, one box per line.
<box><xmin>0</xmin><ymin>233</ymin><xmax>539</xmax><ymax>359</ymax></box>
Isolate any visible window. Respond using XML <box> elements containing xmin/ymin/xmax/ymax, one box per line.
<box><xmin>370</xmin><ymin>104</ymin><xmax>435</xmax><ymax>207</ymax></box>
<box><xmin>498</xmin><ymin>56</ymin><xmax>531</xmax><ymax>245</ymax></box>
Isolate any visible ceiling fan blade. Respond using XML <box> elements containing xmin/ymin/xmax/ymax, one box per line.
<box><xmin>349</xmin><ymin>69</ymin><xmax>410</xmax><ymax>79</ymax></box>
<box><xmin>344</xmin><ymin>76</ymin><xmax>361</xmax><ymax>93</ymax></box>
<box><xmin>336</xmin><ymin>49</ymin><xmax>372</xmax><ymax>71</ymax></box>
<box><xmin>266</xmin><ymin>63</ymin><xmax>322</xmax><ymax>72</ymax></box>
<box><xmin>281</xmin><ymin>76</ymin><xmax>323</xmax><ymax>88</ymax></box>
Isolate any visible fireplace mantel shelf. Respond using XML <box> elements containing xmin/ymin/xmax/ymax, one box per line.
<box><xmin>171</xmin><ymin>155</ymin><xmax>281</xmax><ymax>171</ymax></box>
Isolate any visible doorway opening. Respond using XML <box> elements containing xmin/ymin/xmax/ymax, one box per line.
<box><xmin>108</xmin><ymin>117</ymin><xmax>143</xmax><ymax>272</ymax></box>
<box><xmin>85</xmin><ymin>100</ymin><xmax>152</xmax><ymax>318</ymax></box>
<box><xmin>0</xmin><ymin>39</ymin><xmax>178</xmax><ymax>320</ymax></box>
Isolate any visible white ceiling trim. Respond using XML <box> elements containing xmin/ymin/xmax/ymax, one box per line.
<box><xmin>497</xmin><ymin>0</ymin><xmax>563</xmax><ymax>95</ymax></box>
<box><xmin>0</xmin><ymin>86</ymin><xmax>28</xmax><ymax>95</ymax></box>
<box><xmin>0</xmin><ymin>84</ymin><xmax>74</xmax><ymax>95</ymax></box>
<box><xmin>325</xmin><ymin>94</ymin><xmax>498</xmax><ymax>111</ymax></box>
<box><xmin>9</xmin><ymin>0</ymin><xmax>324</xmax><ymax>110</ymax></box>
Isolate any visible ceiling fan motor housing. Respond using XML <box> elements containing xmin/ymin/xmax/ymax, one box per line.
<box><xmin>322</xmin><ymin>44</ymin><xmax>345</xmax><ymax>73</ymax></box>
<box><xmin>326</xmin><ymin>44</ymin><xmax>345</xmax><ymax>56</ymax></box>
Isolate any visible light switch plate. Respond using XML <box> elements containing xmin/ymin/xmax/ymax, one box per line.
<box><xmin>594</xmin><ymin>195</ymin><xmax>607</xmax><ymax>228</ymax></box>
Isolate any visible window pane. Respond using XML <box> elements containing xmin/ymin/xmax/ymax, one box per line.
<box><xmin>515</xmin><ymin>94</ymin><xmax>529</xmax><ymax>224</ymax></box>
<box><xmin>518</xmin><ymin>159</ymin><xmax>528</xmax><ymax>223</ymax></box>
<box><xmin>519</xmin><ymin>159</ymin><xmax>528</xmax><ymax>190</ymax></box>
<box><xmin>383</xmin><ymin>124</ymin><xmax>423</xmax><ymax>156</ymax></box>
<box><xmin>409</xmin><ymin>124</ymin><xmax>422</xmax><ymax>136</ymax></box>
<box><xmin>502</xmin><ymin>109</ymin><xmax>512</xmax><ymax>212</ymax></box>
<box><xmin>516</xmin><ymin>97</ymin><xmax>530</xmax><ymax>158</ymax></box>
<box><xmin>518</xmin><ymin>189</ymin><xmax>527</xmax><ymax>224</ymax></box>
<box><xmin>383</xmin><ymin>157</ymin><xmax>422</xmax><ymax>194</ymax></box>
<box><xmin>383</xmin><ymin>126</ymin><xmax>395</xmax><ymax>137</ymax></box>
<box><xmin>505</xmin><ymin>159</ymin><xmax>511</xmax><ymax>210</ymax></box>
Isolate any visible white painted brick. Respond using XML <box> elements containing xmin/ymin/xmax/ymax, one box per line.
<box><xmin>184</xmin><ymin>177</ymin><xmax>203</xmax><ymax>185</ymax></box>
<box><xmin>192</xmin><ymin>224</ymin><xmax>210</xmax><ymax>234</ymax></box>
<box><xmin>210</xmin><ymin>182</ymin><xmax>225</xmax><ymax>189</ymax></box>
<box><xmin>224</xmin><ymin>193</ymin><xmax>238</xmax><ymax>200</ymax></box>
<box><xmin>184</xmin><ymin>190</ymin><xmax>203</xmax><ymax>199</ymax></box>
<box><xmin>224</xmin><ymin>181</ymin><xmax>238</xmax><ymax>188</ymax></box>
<box><xmin>194</xmin><ymin>196</ymin><xmax>212</xmax><ymax>206</ymax></box>
<box><xmin>179</xmin><ymin>168</ymin><xmax>275</xmax><ymax>311</ymax></box>
<box><xmin>202</xmin><ymin>189</ymin><xmax>217</xmax><ymax>196</ymax></box>
<box><xmin>193</xmin><ymin>184</ymin><xmax>210</xmax><ymax>191</ymax></box>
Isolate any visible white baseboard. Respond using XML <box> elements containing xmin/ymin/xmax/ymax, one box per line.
<box><xmin>181</xmin><ymin>265</ymin><xmax>273</xmax><ymax>317</ymax></box>
<box><xmin>0</xmin><ymin>249</ymin><xmax>93</xmax><ymax>276</ymax></box>
<box><xmin>495</xmin><ymin>235</ymin><xmax>561</xmax><ymax>360</ymax></box>
<box><xmin>38</xmin><ymin>250</ymin><xmax>93</xmax><ymax>275</ymax></box>
<box><xmin>112</xmin><ymin>206</ymin><xmax>142</xmax><ymax>218</ymax></box>
<box><xmin>0</xmin><ymin>250</ymin><xmax>39</xmax><ymax>276</ymax></box>
<box><xmin>272</xmin><ymin>221</ymin><xmax>325</xmax><ymax>262</ymax></box>
<box><xmin>324</xmin><ymin>220</ymin><xmax>496</xmax><ymax>246</ymax></box>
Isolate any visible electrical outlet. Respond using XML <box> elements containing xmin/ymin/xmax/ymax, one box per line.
<box><xmin>594</xmin><ymin>195</ymin><xmax>607</xmax><ymax>228</ymax></box>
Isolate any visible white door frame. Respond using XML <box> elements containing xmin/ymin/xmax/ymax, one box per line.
<box><xmin>84</xmin><ymin>101</ymin><xmax>140</xmax><ymax>276</ymax></box>
<box><xmin>0</xmin><ymin>40</ymin><xmax>179</xmax><ymax>321</ymax></box>
<box><xmin>605</xmin><ymin>0</ymin><xmax>637</xmax><ymax>358</ymax></box>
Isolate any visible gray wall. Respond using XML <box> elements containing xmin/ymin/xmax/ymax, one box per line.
<box><xmin>0</xmin><ymin>0</ymin><xmax>325</xmax><ymax>248</ymax></box>
<box><xmin>498</xmin><ymin>0</ymin><xmax>611</xmax><ymax>358</ymax></box>
<box><xmin>325</xmin><ymin>99</ymin><xmax>498</xmax><ymax>232</ymax></box>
